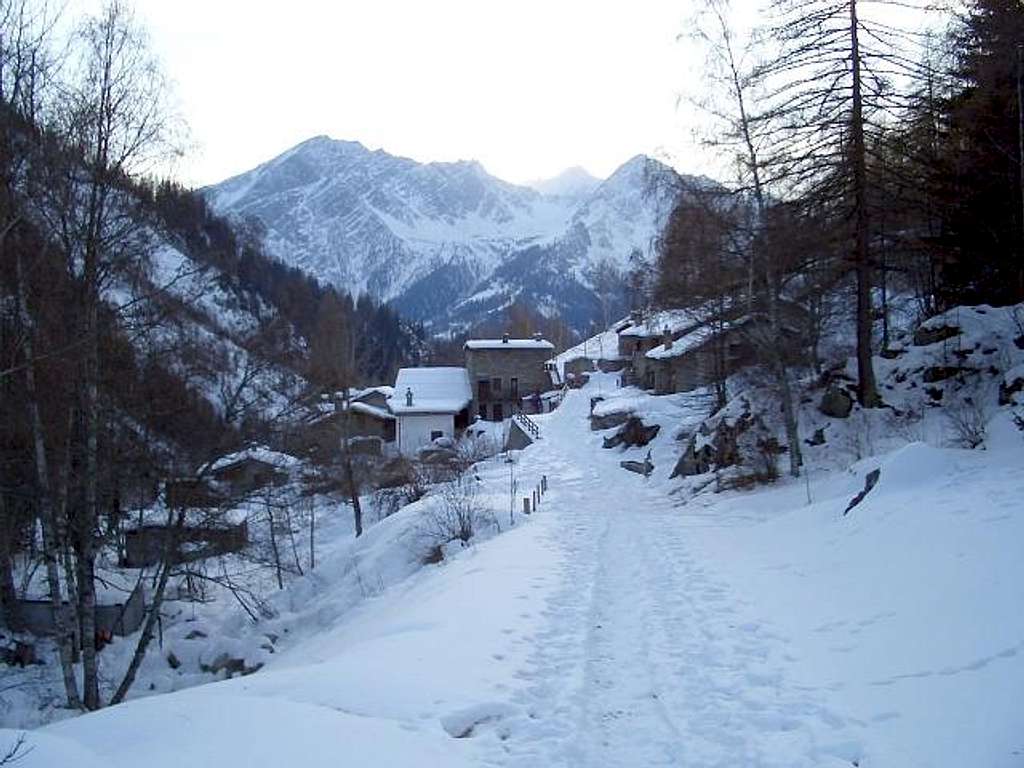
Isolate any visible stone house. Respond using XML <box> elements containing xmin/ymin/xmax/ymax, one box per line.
<box><xmin>617</xmin><ymin>309</ymin><xmax>705</xmax><ymax>388</ymax></box>
<box><xmin>640</xmin><ymin>304</ymin><xmax>809</xmax><ymax>394</ymax></box>
<box><xmin>388</xmin><ymin>367</ymin><xmax>472</xmax><ymax>455</ymax></box>
<box><xmin>297</xmin><ymin>388</ymin><xmax>397</xmax><ymax>460</ymax></box>
<box><xmin>464</xmin><ymin>334</ymin><xmax>556</xmax><ymax>421</ymax></box>
<box><xmin>644</xmin><ymin>322</ymin><xmax>749</xmax><ymax>394</ymax></box>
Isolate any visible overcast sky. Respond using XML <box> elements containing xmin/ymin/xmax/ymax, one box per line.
<box><xmin>72</xmin><ymin>0</ymin><xmax>708</xmax><ymax>188</ymax></box>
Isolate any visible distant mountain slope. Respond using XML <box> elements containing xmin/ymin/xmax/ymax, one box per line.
<box><xmin>205</xmin><ymin>138</ymin><xmax>690</xmax><ymax>333</ymax></box>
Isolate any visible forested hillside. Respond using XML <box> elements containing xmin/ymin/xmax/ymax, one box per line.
<box><xmin>0</xmin><ymin>0</ymin><xmax>420</xmax><ymax>712</ymax></box>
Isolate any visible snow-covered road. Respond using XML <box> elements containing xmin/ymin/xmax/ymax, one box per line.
<box><xmin>13</xmin><ymin>376</ymin><xmax>1024</xmax><ymax>767</ymax></box>
<box><xmin>485</xmin><ymin>382</ymin><xmax>848</xmax><ymax>767</ymax></box>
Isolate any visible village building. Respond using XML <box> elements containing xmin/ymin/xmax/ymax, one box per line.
<box><xmin>617</xmin><ymin>309</ymin><xmax>705</xmax><ymax>389</ymax></box>
<box><xmin>295</xmin><ymin>387</ymin><xmax>397</xmax><ymax>459</ymax></box>
<box><xmin>619</xmin><ymin>303</ymin><xmax>809</xmax><ymax>395</ymax></box>
<box><xmin>388</xmin><ymin>367</ymin><xmax>472</xmax><ymax>454</ymax></box>
<box><xmin>644</xmin><ymin>322</ymin><xmax>748</xmax><ymax>394</ymax></box>
<box><xmin>464</xmin><ymin>334</ymin><xmax>556</xmax><ymax>420</ymax></box>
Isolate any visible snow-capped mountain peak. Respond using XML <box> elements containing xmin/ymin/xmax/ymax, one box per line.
<box><xmin>528</xmin><ymin>166</ymin><xmax>602</xmax><ymax>200</ymax></box>
<box><xmin>205</xmin><ymin>137</ymin><xmax>688</xmax><ymax>332</ymax></box>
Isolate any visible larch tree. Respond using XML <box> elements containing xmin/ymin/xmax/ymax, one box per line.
<box><xmin>758</xmin><ymin>0</ymin><xmax>934</xmax><ymax>407</ymax></box>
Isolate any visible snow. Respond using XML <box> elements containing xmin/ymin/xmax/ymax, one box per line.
<box><xmin>618</xmin><ymin>308</ymin><xmax>705</xmax><ymax>338</ymax></box>
<box><xmin>465</xmin><ymin>338</ymin><xmax>555</xmax><ymax>351</ymax></box>
<box><xmin>8</xmin><ymin>305</ymin><xmax>1024</xmax><ymax>767</ymax></box>
<box><xmin>349</xmin><ymin>401</ymin><xmax>394</xmax><ymax>421</ymax></box>
<box><xmin>205</xmin><ymin>137</ymin><xmax>684</xmax><ymax>331</ymax></box>
<box><xmin>207</xmin><ymin>446</ymin><xmax>301</xmax><ymax>473</ymax></box>
<box><xmin>548</xmin><ymin>326</ymin><xmax>623</xmax><ymax>375</ymax></box>
<box><xmin>645</xmin><ymin>322</ymin><xmax>719</xmax><ymax>360</ymax></box>
<box><xmin>389</xmin><ymin>367</ymin><xmax>472</xmax><ymax>414</ymax></box>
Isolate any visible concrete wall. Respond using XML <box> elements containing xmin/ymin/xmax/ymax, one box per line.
<box><xmin>13</xmin><ymin>581</ymin><xmax>146</xmax><ymax>641</ymax></box>
<box><xmin>397</xmin><ymin>413</ymin><xmax>455</xmax><ymax>455</ymax></box>
<box><xmin>465</xmin><ymin>347</ymin><xmax>552</xmax><ymax>421</ymax></box>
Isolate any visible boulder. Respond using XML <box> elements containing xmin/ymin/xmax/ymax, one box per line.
<box><xmin>1000</xmin><ymin>367</ymin><xmax>1024</xmax><ymax>405</ymax></box>
<box><xmin>201</xmin><ymin>652</ymin><xmax>263</xmax><ymax>679</ymax></box>
<box><xmin>670</xmin><ymin>440</ymin><xmax>714</xmax><ymax>478</ymax></box>
<box><xmin>844</xmin><ymin>468</ymin><xmax>881</xmax><ymax>516</ymax></box>
<box><xmin>589</xmin><ymin>410</ymin><xmax>632</xmax><ymax>432</ymax></box>
<box><xmin>805</xmin><ymin>427</ymin><xmax>827</xmax><ymax>446</ymax></box>
<box><xmin>922</xmin><ymin>366</ymin><xmax>963</xmax><ymax>383</ymax></box>
<box><xmin>620</xmin><ymin>455</ymin><xmax>654</xmax><ymax>477</ymax></box>
<box><xmin>818</xmin><ymin>386</ymin><xmax>854</xmax><ymax>418</ymax></box>
<box><xmin>913</xmin><ymin>324</ymin><xmax>960</xmax><ymax>346</ymax></box>
<box><xmin>601</xmin><ymin>417</ymin><xmax>661</xmax><ymax>449</ymax></box>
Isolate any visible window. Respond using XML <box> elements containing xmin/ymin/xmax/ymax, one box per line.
<box><xmin>430</xmin><ymin>430</ymin><xmax>444</xmax><ymax>441</ymax></box>
<box><xmin>510</xmin><ymin>377</ymin><xmax>519</xmax><ymax>401</ymax></box>
<box><xmin>479</xmin><ymin>404</ymin><xmax>488</xmax><ymax>420</ymax></box>
<box><xmin>491</xmin><ymin>377</ymin><xmax>502</xmax><ymax>396</ymax></box>
<box><xmin>478</xmin><ymin>378</ymin><xmax>491</xmax><ymax>401</ymax></box>
<box><xmin>493</xmin><ymin>403</ymin><xmax>504</xmax><ymax>421</ymax></box>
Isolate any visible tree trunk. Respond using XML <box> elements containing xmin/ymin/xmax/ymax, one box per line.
<box><xmin>339</xmin><ymin>397</ymin><xmax>363</xmax><ymax>537</ymax></box>
<box><xmin>849</xmin><ymin>0</ymin><xmax>880</xmax><ymax>407</ymax></box>
<box><xmin>13</xmin><ymin>247</ymin><xmax>82</xmax><ymax>710</ymax></box>
<box><xmin>110</xmin><ymin>508</ymin><xmax>186</xmax><ymax>706</ymax></box>
<box><xmin>0</xmin><ymin>494</ymin><xmax>22</xmax><ymax>632</ymax></box>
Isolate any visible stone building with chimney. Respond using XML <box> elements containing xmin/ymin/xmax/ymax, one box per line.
<box><xmin>464</xmin><ymin>334</ymin><xmax>556</xmax><ymax>421</ymax></box>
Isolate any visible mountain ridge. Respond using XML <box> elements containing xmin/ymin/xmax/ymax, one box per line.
<box><xmin>205</xmin><ymin>136</ymin><xmax>688</xmax><ymax>333</ymax></box>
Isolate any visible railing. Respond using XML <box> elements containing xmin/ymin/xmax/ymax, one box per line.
<box><xmin>513</xmin><ymin>412</ymin><xmax>541</xmax><ymax>440</ymax></box>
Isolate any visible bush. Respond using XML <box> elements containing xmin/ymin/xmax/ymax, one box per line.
<box><xmin>945</xmin><ymin>392</ymin><xmax>990</xmax><ymax>449</ymax></box>
<box><xmin>418</xmin><ymin>474</ymin><xmax>496</xmax><ymax>550</ymax></box>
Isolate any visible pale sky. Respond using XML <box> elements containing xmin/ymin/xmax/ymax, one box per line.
<box><xmin>70</xmin><ymin>0</ymin><xmax>710</xmax><ymax>188</ymax></box>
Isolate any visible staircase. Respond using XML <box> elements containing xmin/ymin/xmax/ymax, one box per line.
<box><xmin>513</xmin><ymin>412</ymin><xmax>541</xmax><ymax>440</ymax></box>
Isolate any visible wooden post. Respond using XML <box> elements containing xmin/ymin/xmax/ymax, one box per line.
<box><xmin>542</xmin><ymin>474</ymin><xmax>547</xmax><ymax>493</ymax></box>
<box><xmin>523</xmin><ymin>497</ymin><xmax>531</xmax><ymax>515</ymax></box>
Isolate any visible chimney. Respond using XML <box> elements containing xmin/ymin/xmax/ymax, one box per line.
<box><xmin>663</xmin><ymin>327</ymin><xmax>673</xmax><ymax>351</ymax></box>
<box><xmin>502</xmin><ymin>333</ymin><xmax>510</xmax><ymax>344</ymax></box>
<box><xmin>405</xmin><ymin>387</ymin><xmax>413</xmax><ymax>407</ymax></box>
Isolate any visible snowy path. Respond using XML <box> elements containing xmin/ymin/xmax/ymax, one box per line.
<box><xmin>485</xmin><ymin>385</ymin><xmax>849</xmax><ymax>767</ymax></box>
<box><xmin>19</xmin><ymin>376</ymin><xmax>1024</xmax><ymax>767</ymax></box>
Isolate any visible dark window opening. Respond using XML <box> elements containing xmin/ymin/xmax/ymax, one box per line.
<box><xmin>430</xmin><ymin>430</ymin><xmax>443</xmax><ymax>441</ymax></box>
<box><xmin>478</xmin><ymin>378</ymin><xmax>491</xmax><ymax>401</ymax></box>
<box><xmin>493</xmin><ymin>403</ymin><xmax>504</xmax><ymax>421</ymax></box>
<box><xmin>479</xmin><ymin>404</ymin><xmax>488</xmax><ymax>420</ymax></box>
<box><xmin>510</xmin><ymin>377</ymin><xmax>519</xmax><ymax>401</ymax></box>
<box><xmin>491</xmin><ymin>377</ymin><xmax>502</xmax><ymax>395</ymax></box>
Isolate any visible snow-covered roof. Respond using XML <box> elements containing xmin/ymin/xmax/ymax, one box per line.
<box><xmin>549</xmin><ymin>327</ymin><xmax>623</xmax><ymax>374</ymax></box>
<box><xmin>389</xmin><ymin>367</ymin><xmax>472</xmax><ymax>415</ymax></box>
<box><xmin>353</xmin><ymin>385</ymin><xmax>394</xmax><ymax>401</ymax></box>
<box><xmin>350</xmin><ymin>401</ymin><xmax>394</xmax><ymax>421</ymax></box>
<box><xmin>646</xmin><ymin>319</ymin><xmax>746</xmax><ymax>360</ymax></box>
<box><xmin>208</xmin><ymin>446</ymin><xmax>301</xmax><ymax>473</ymax></box>
<box><xmin>618</xmin><ymin>309</ymin><xmax>704</xmax><ymax>339</ymax></box>
<box><xmin>465</xmin><ymin>338</ymin><xmax>555</xmax><ymax>351</ymax></box>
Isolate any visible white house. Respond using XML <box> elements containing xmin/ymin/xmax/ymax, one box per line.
<box><xmin>388</xmin><ymin>367</ymin><xmax>473</xmax><ymax>455</ymax></box>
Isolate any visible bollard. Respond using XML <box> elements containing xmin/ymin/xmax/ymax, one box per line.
<box><xmin>542</xmin><ymin>475</ymin><xmax>548</xmax><ymax>493</ymax></box>
<box><xmin>523</xmin><ymin>497</ymin><xmax>531</xmax><ymax>515</ymax></box>
<box><xmin>534</xmin><ymin>489</ymin><xmax>539</xmax><ymax>508</ymax></box>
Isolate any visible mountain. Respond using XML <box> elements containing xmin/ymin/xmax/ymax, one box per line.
<box><xmin>206</xmin><ymin>137</ymin><xmax>689</xmax><ymax>334</ymax></box>
<box><xmin>527</xmin><ymin>166</ymin><xmax>601</xmax><ymax>200</ymax></box>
